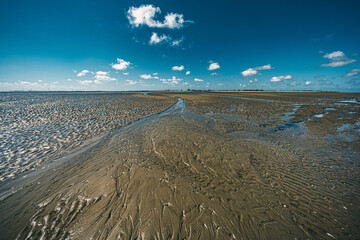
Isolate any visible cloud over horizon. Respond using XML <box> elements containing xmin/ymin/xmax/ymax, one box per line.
<box><xmin>77</xmin><ymin>70</ymin><xmax>89</xmax><ymax>77</ymax></box>
<box><xmin>343</xmin><ymin>68</ymin><xmax>360</xmax><ymax>78</ymax></box>
<box><xmin>172</xmin><ymin>65</ymin><xmax>184</xmax><ymax>71</ymax></box>
<box><xmin>241</xmin><ymin>64</ymin><xmax>273</xmax><ymax>77</ymax></box>
<box><xmin>140</xmin><ymin>74</ymin><xmax>159</xmax><ymax>79</ymax></box>
<box><xmin>208</xmin><ymin>62</ymin><xmax>220</xmax><ymax>71</ymax></box>
<box><xmin>160</xmin><ymin>76</ymin><xmax>182</xmax><ymax>85</ymax></box>
<box><xmin>321</xmin><ymin>51</ymin><xmax>356</xmax><ymax>67</ymax></box>
<box><xmin>270</xmin><ymin>75</ymin><xmax>293</xmax><ymax>82</ymax></box>
<box><xmin>112</xmin><ymin>58</ymin><xmax>131</xmax><ymax>71</ymax></box>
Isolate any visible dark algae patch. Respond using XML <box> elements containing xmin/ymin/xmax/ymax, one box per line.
<box><xmin>0</xmin><ymin>91</ymin><xmax>359</xmax><ymax>239</ymax></box>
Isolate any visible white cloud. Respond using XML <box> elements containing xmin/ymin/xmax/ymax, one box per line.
<box><xmin>94</xmin><ymin>71</ymin><xmax>116</xmax><ymax>82</ymax></box>
<box><xmin>20</xmin><ymin>81</ymin><xmax>38</xmax><ymax>86</ymax></box>
<box><xmin>194</xmin><ymin>78</ymin><xmax>203</xmax><ymax>82</ymax></box>
<box><xmin>127</xmin><ymin>5</ymin><xmax>190</xmax><ymax>29</ymax></box>
<box><xmin>323</xmin><ymin>51</ymin><xmax>344</xmax><ymax>59</ymax></box>
<box><xmin>210</xmin><ymin>72</ymin><xmax>218</xmax><ymax>76</ymax></box>
<box><xmin>96</xmin><ymin>71</ymin><xmax>107</xmax><ymax>76</ymax></box>
<box><xmin>163</xmin><ymin>13</ymin><xmax>185</xmax><ymax>29</ymax></box>
<box><xmin>255</xmin><ymin>64</ymin><xmax>272</xmax><ymax>70</ymax></box>
<box><xmin>186</xmin><ymin>71</ymin><xmax>190</xmax><ymax>75</ymax></box>
<box><xmin>112</xmin><ymin>58</ymin><xmax>131</xmax><ymax>70</ymax></box>
<box><xmin>321</xmin><ymin>51</ymin><xmax>356</xmax><ymax>68</ymax></box>
<box><xmin>160</xmin><ymin>76</ymin><xmax>182</xmax><ymax>85</ymax></box>
<box><xmin>322</xmin><ymin>60</ymin><xmax>356</xmax><ymax>67</ymax></box>
<box><xmin>305</xmin><ymin>81</ymin><xmax>312</xmax><ymax>86</ymax></box>
<box><xmin>241</xmin><ymin>64</ymin><xmax>273</xmax><ymax>77</ymax></box>
<box><xmin>77</xmin><ymin>70</ymin><xmax>89</xmax><ymax>77</ymax></box>
<box><xmin>171</xmin><ymin>37</ymin><xmax>184</xmax><ymax>47</ymax></box>
<box><xmin>208</xmin><ymin>62</ymin><xmax>220</xmax><ymax>71</ymax></box>
<box><xmin>270</xmin><ymin>75</ymin><xmax>293</xmax><ymax>82</ymax></box>
<box><xmin>172</xmin><ymin>65</ymin><xmax>184</xmax><ymax>71</ymax></box>
<box><xmin>79</xmin><ymin>80</ymin><xmax>93</xmax><ymax>85</ymax></box>
<box><xmin>149</xmin><ymin>32</ymin><xmax>169</xmax><ymax>45</ymax></box>
<box><xmin>140</xmin><ymin>74</ymin><xmax>159</xmax><ymax>79</ymax></box>
<box><xmin>123</xmin><ymin>72</ymin><xmax>129</xmax><ymax>76</ymax></box>
<box><xmin>241</xmin><ymin>68</ymin><xmax>257</xmax><ymax>77</ymax></box>
<box><xmin>125</xmin><ymin>80</ymin><xmax>142</xmax><ymax>85</ymax></box>
<box><xmin>343</xmin><ymin>68</ymin><xmax>360</xmax><ymax>78</ymax></box>
<box><xmin>149</xmin><ymin>32</ymin><xmax>183</xmax><ymax>47</ymax></box>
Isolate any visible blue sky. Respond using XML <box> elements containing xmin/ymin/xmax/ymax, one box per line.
<box><xmin>0</xmin><ymin>0</ymin><xmax>359</xmax><ymax>91</ymax></box>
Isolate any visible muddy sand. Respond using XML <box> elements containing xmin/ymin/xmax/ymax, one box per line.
<box><xmin>0</xmin><ymin>92</ymin><xmax>359</xmax><ymax>239</ymax></box>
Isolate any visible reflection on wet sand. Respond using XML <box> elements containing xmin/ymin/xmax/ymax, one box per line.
<box><xmin>0</xmin><ymin>92</ymin><xmax>359</xmax><ymax>239</ymax></box>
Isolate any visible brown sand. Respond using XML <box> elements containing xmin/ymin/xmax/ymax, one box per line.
<box><xmin>0</xmin><ymin>92</ymin><xmax>359</xmax><ymax>239</ymax></box>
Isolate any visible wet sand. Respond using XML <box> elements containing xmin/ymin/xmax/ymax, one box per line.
<box><xmin>0</xmin><ymin>92</ymin><xmax>359</xmax><ymax>239</ymax></box>
<box><xmin>0</xmin><ymin>92</ymin><xmax>176</xmax><ymax>181</ymax></box>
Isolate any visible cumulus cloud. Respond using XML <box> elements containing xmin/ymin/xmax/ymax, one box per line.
<box><xmin>127</xmin><ymin>5</ymin><xmax>191</xmax><ymax>29</ymax></box>
<box><xmin>160</xmin><ymin>76</ymin><xmax>182</xmax><ymax>85</ymax></box>
<box><xmin>20</xmin><ymin>81</ymin><xmax>38</xmax><ymax>86</ymax></box>
<box><xmin>270</xmin><ymin>75</ymin><xmax>293</xmax><ymax>82</ymax></box>
<box><xmin>149</xmin><ymin>32</ymin><xmax>169</xmax><ymax>45</ymax></box>
<box><xmin>79</xmin><ymin>80</ymin><xmax>93</xmax><ymax>85</ymax></box>
<box><xmin>289</xmin><ymin>81</ymin><xmax>298</xmax><ymax>86</ymax></box>
<box><xmin>149</xmin><ymin>32</ymin><xmax>183</xmax><ymax>47</ymax></box>
<box><xmin>140</xmin><ymin>74</ymin><xmax>159</xmax><ymax>79</ymax></box>
<box><xmin>241</xmin><ymin>68</ymin><xmax>257</xmax><ymax>77</ymax></box>
<box><xmin>305</xmin><ymin>81</ymin><xmax>312</xmax><ymax>86</ymax></box>
<box><xmin>94</xmin><ymin>71</ymin><xmax>116</xmax><ymax>82</ymax></box>
<box><xmin>343</xmin><ymin>68</ymin><xmax>360</xmax><ymax>78</ymax></box>
<box><xmin>321</xmin><ymin>51</ymin><xmax>356</xmax><ymax>67</ymax></box>
<box><xmin>112</xmin><ymin>58</ymin><xmax>131</xmax><ymax>70</ymax></box>
<box><xmin>171</xmin><ymin>38</ymin><xmax>184</xmax><ymax>47</ymax></box>
<box><xmin>208</xmin><ymin>62</ymin><xmax>220</xmax><ymax>71</ymax></box>
<box><xmin>194</xmin><ymin>78</ymin><xmax>203</xmax><ymax>82</ymax></box>
<box><xmin>77</xmin><ymin>70</ymin><xmax>89</xmax><ymax>77</ymax></box>
<box><xmin>241</xmin><ymin>64</ymin><xmax>273</xmax><ymax>77</ymax></box>
<box><xmin>255</xmin><ymin>64</ymin><xmax>272</xmax><ymax>70</ymax></box>
<box><xmin>172</xmin><ymin>65</ymin><xmax>184</xmax><ymax>71</ymax></box>
<box><xmin>125</xmin><ymin>80</ymin><xmax>141</xmax><ymax>85</ymax></box>
<box><xmin>186</xmin><ymin>71</ymin><xmax>190</xmax><ymax>75</ymax></box>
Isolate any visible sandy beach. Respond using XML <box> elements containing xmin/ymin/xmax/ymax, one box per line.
<box><xmin>0</xmin><ymin>91</ymin><xmax>359</xmax><ymax>239</ymax></box>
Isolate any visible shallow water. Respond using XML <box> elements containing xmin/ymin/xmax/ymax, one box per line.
<box><xmin>0</xmin><ymin>93</ymin><xmax>359</xmax><ymax>239</ymax></box>
<box><xmin>280</xmin><ymin>104</ymin><xmax>301</xmax><ymax>121</ymax></box>
<box><xmin>0</xmin><ymin>92</ymin><xmax>175</xmax><ymax>182</ymax></box>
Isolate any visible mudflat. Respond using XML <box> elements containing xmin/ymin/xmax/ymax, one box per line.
<box><xmin>0</xmin><ymin>91</ymin><xmax>359</xmax><ymax>239</ymax></box>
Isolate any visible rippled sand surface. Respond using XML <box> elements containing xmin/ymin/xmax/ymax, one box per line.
<box><xmin>0</xmin><ymin>92</ymin><xmax>176</xmax><ymax>181</ymax></box>
<box><xmin>0</xmin><ymin>92</ymin><xmax>359</xmax><ymax>239</ymax></box>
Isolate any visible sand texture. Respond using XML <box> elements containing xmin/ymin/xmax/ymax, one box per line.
<box><xmin>0</xmin><ymin>92</ymin><xmax>359</xmax><ymax>239</ymax></box>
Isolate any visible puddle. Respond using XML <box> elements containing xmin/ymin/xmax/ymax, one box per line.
<box><xmin>340</xmin><ymin>99</ymin><xmax>360</xmax><ymax>104</ymax></box>
<box><xmin>281</xmin><ymin>104</ymin><xmax>301</xmax><ymax>121</ymax></box>
<box><xmin>314</xmin><ymin>113</ymin><xmax>327</xmax><ymax>118</ymax></box>
<box><xmin>324</xmin><ymin>107</ymin><xmax>335</xmax><ymax>111</ymax></box>
<box><xmin>269</xmin><ymin>122</ymin><xmax>306</xmax><ymax>133</ymax></box>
